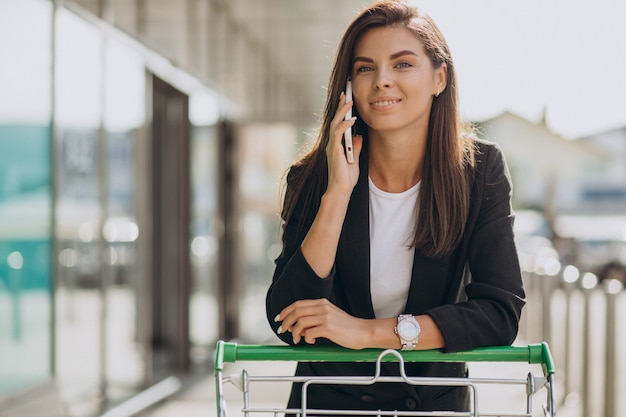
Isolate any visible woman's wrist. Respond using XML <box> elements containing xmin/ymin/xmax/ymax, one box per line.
<box><xmin>321</xmin><ymin>186</ymin><xmax>352</xmax><ymax>208</ymax></box>
<box><xmin>361</xmin><ymin>316</ymin><xmax>444</xmax><ymax>351</ymax></box>
<box><xmin>359</xmin><ymin>318</ymin><xmax>401</xmax><ymax>350</ymax></box>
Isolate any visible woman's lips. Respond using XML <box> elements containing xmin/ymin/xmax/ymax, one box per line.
<box><xmin>370</xmin><ymin>97</ymin><xmax>401</xmax><ymax>109</ymax></box>
<box><xmin>372</xmin><ymin>99</ymin><xmax>400</xmax><ymax>107</ymax></box>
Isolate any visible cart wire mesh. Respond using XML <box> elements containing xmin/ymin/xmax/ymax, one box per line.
<box><xmin>214</xmin><ymin>341</ymin><xmax>556</xmax><ymax>417</ymax></box>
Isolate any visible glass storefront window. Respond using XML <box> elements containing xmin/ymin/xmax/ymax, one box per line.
<box><xmin>238</xmin><ymin>123</ymin><xmax>300</xmax><ymax>342</ymax></box>
<box><xmin>54</xmin><ymin>8</ymin><xmax>151</xmax><ymax>413</ymax></box>
<box><xmin>54</xmin><ymin>8</ymin><xmax>104</xmax><ymax>413</ymax></box>
<box><xmin>0</xmin><ymin>0</ymin><xmax>53</xmax><ymax>397</ymax></box>
<box><xmin>102</xmin><ymin>35</ymin><xmax>146</xmax><ymax>395</ymax></box>
<box><xmin>189</xmin><ymin>89</ymin><xmax>221</xmax><ymax>361</ymax></box>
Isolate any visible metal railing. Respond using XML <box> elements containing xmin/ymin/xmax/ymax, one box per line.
<box><xmin>518</xmin><ymin>250</ymin><xmax>625</xmax><ymax>417</ymax></box>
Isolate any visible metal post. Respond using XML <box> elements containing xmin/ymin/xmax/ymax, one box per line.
<box><xmin>540</xmin><ymin>272</ymin><xmax>553</xmax><ymax>345</ymax></box>
<box><xmin>603</xmin><ymin>279</ymin><xmax>622</xmax><ymax>417</ymax></box>
<box><xmin>560</xmin><ymin>265</ymin><xmax>580</xmax><ymax>401</ymax></box>
<box><xmin>582</xmin><ymin>286</ymin><xmax>592</xmax><ymax>417</ymax></box>
<box><xmin>519</xmin><ymin>253</ymin><xmax>535</xmax><ymax>343</ymax></box>
<box><xmin>521</xmin><ymin>252</ymin><xmax>542</xmax><ymax>344</ymax></box>
<box><xmin>528</xmin><ymin>270</ymin><xmax>541</xmax><ymax>343</ymax></box>
<box><xmin>539</xmin><ymin>257</ymin><xmax>561</xmax><ymax>349</ymax></box>
<box><xmin>562</xmin><ymin>282</ymin><xmax>576</xmax><ymax>400</ymax></box>
<box><xmin>581</xmin><ymin>273</ymin><xmax>598</xmax><ymax>417</ymax></box>
<box><xmin>97</xmin><ymin>29</ymin><xmax>110</xmax><ymax>411</ymax></box>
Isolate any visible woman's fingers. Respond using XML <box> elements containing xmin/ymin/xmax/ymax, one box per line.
<box><xmin>325</xmin><ymin>96</ymin><xmax>361</xmax><ymax>196</ymax></box>
<box><xmin>276</xmin><ymin>299</ymin><xmax>328</xmax><ymax>333</ymax></box>
<box><xmin>288</xmin><ymin>301</ymin><xmax>334</xmax><ymax>344</ymax></box>
<box><xmin>330</xmin><ymin>92</ymin><xmax>352</xmax><ymax>130</ymax></box>
<box><xmin>274</xmin><ymin>299</ymin><xmax>364</xmax><ymax>347</ymax></box>
<box><xmin>329</xmin><ymin>94</ymin><xmax>356</xmax><ymax>149</ymax></box>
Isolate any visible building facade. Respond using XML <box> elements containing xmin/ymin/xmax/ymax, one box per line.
<box><xmin>0</xmin><ymin>1</ymin><xmax>305</xmax><ymax>415</ymax></box>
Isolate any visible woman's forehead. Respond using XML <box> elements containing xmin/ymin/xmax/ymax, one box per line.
<box><xmin>354</xmin><ymin>25</ymin><xmax>427</xmax><ymax>58</ymax></box>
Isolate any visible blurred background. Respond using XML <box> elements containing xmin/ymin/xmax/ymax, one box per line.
<box><xmin>0</xmin><ymin>0</ymin><xmax>624</xmax><ymax>416</ymax></box>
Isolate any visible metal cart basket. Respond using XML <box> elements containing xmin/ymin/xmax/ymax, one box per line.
<box><xmin>214</xmin><ymin>341</ymin><xmax>556</xmax><ymax>417</ymax></box>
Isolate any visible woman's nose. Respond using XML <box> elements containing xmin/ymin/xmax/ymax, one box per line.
<box><xmin>374</xmin><ymin>69</ymin><xmax>393</xmax><ymax>89</ymax></box>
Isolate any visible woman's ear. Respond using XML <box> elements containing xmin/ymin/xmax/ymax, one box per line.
<box><xmin>435</xmin><ymin>63</ymin><xmax>447</xmax><ymax>96</ymax></box>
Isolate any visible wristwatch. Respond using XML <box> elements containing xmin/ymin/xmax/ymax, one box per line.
<box><xmin>395</xmin><ymin>314</ymin><xmax>421</xmax><ymax>351</ymax></box>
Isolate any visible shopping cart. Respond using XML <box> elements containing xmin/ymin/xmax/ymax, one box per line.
<box><xmin>214</xmin><ymin>341</ymin><xmax>556</xmax><ymax>417</ymax></box>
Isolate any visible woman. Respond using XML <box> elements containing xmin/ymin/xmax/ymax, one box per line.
<box><xmin>266</xmin><ymin>0</ymin><xmax>525</xmax><ymax>413</ymax></box>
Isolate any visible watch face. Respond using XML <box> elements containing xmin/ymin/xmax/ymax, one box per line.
<box><xmin>398</xmin><ymin>320</ymin><xmax>419</xmax><ymax>338</ymax></box>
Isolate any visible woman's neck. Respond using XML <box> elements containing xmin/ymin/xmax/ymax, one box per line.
<box><xmin>367</xmin><ymin>129</ymin><xmax>427</xmax><ymax>193</ymax></box>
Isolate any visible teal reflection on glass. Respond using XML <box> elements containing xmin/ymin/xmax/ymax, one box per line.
<box><xmin>0</xmin><ymin>125</ymin><xmax>52</xmax><ymax>395</ymax></box>
<box><xmin>0</xmin><ymin>0</ymin><xmax>53</xmax><ymax>397</ymax></box>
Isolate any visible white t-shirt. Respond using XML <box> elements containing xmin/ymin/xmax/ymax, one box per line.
<box><xmin>368</xmin><ymin>177</ymin><xmax>420</xmax><ymax>318</ymax></box>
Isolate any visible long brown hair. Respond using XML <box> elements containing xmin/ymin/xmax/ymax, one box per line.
<box><xmin>281</xmin><ymin>0</ymin><xmax>476</xmax><ymax>257</ymax></box>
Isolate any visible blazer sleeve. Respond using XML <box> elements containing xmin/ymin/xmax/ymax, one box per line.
<box><xmin>265</xmin><ymin>167</ymin><xmax>335</xmax><ymax>345</ymax></box>
<box><xmin>426</xmin><ymin>142</ymin><xmax>526</xmax><ymax>352</ymax></box>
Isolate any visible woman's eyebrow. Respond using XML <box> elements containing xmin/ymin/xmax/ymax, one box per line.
<box><xmin>390</xmin><ymin>50</ymin><xmax>419</xmax><ymax>60</ymax></box>
<box><xmin>353</xmin><ymin>50</ymin><xmax>419</xmax><ymax>63</ymax></box>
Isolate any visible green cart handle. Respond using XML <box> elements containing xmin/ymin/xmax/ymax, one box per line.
<box><xmin>214</xmin><ymin>341</ymin><xmax>555</xmax><ymax>378</ymax></box>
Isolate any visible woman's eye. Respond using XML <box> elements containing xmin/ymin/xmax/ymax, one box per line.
<box><xmin>396</xmin><ymin>62</ymin><xmax>412</xmax><ymax>69</ymax></box>
<box><xmin>355</xmin><ymin>66</ymin><xmax>373</xmax><ymax>73</ymax></box>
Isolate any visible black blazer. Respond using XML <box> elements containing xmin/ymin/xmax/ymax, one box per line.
<box><xmin>265</xmin><ymin>139</ymin><xmax>526</xmax><ymax>413</ymax></box>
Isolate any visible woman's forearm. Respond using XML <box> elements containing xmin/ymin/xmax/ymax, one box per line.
<box><xmin>300</xmin><ymin>190</ymin><xmax>351</xmax><ymax>278</ymax></box>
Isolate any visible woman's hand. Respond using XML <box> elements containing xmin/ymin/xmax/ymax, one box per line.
<box><xmin>274</xmin><ymin>298</ymin><xmax>369</xmax><ymax>350</ymax></box>
<box><xmin>326</xmin><ymin>93</ymin><xmax>363</xmax><ymax>197</ymax></box>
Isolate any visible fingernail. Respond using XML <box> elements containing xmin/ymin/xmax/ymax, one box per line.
<box><xmin>350</xmin><ymin>116</ymin><xmax>357</xmax><ymax>121</ymax></box>
<box><xmin>274</xmin><ymin>314</ymin><xmax>280</xmax><ymax>322</ymax></box>
<box><xmin>277</xmin><ymin>325</ymin><xmax>283</xmax><ymax>334</ymax></box>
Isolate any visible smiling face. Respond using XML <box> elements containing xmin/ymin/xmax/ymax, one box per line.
<box><xmin>350</xmin><ymin>25</ymin><xmax>447</xmax><ymax>136</ymax></box>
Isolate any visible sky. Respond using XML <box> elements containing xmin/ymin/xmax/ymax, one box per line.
<box><xmin>413</xmin><ymin>0</ymin><xmax>626</xmax><ymax>139</ymax></box>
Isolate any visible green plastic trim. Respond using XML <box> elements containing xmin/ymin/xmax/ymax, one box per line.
<box><xmin>540</xmin><ymin>341</ymin><xmax>556</xmax><ymax>375</ymax></box>
<box><xmin>214</xmin><ymin>341</ymin><xmax>556</xmax><ymax>377</ymax></box>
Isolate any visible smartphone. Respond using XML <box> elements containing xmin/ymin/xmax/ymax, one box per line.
<box><xmin>344</xmin><ymin>79</ymin><xmax>355</xmax><ymax>164</ymax></box>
